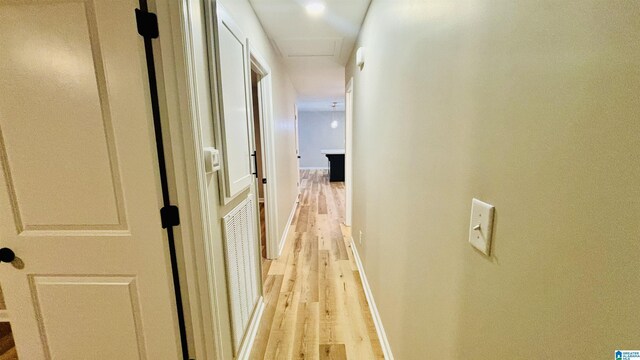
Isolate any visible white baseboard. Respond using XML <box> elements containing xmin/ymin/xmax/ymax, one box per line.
<box><xmin>276</xmin><ymin>200</ymin><xmax>298</xmax><ymax>258</ymax></box>
<box><xmin>236</xmin><ymin>298</ymin><xmax>266</xmax><ymax>360</ymax></box>
<box><xmin>350</xmin><ymin>237</ymin><xmax>394</xmax><ymax>360</ymax></box>
<box><xmin>299</xmin><ymin>166</ymin><xmax>328</xmax><ymax>170</ymax></box>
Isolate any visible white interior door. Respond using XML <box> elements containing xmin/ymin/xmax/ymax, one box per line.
<box><xmin>213</xmin><ymin>3</ymin><xmax>254</xmax><ymax>203</ymax></box>
<box><xmin>0</xmin><ymin>1</ymin><xmax>181</xmax><ymax>358</ymax></box>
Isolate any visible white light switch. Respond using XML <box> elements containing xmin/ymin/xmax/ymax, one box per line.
<box><xmin>469</xmin><ymin>198</ymin><xmax>495</xmax><ymax>256</ymax></box>
<box><xmin>204</xmin><ymin>147</ymin><xmax>220</xmax><ymax>173</ymax></box>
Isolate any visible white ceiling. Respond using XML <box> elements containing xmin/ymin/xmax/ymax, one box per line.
<box><xmin>249</xmin><ymin>0</ymin><xmax>371</xmax><ymax>111</ymax></box>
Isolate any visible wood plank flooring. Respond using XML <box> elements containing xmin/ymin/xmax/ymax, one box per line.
<box><xmin>250</xmin><ymin>170</ymin><xmax>384</xmax><ymax>360</ymax></box>
<box><xmin>0</xmin><ymin>323</ymin><xmax>17</xmax><ymax>360</ymax></box>
<box><xmin>260</xmin><ymin>202</ymin><xmax>273</xmax><ymax>282</ymax></box>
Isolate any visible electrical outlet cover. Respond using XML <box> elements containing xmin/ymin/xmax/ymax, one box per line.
<box><xmin>469</xmin><ymin>198</ymin><xmax>495</xmax><ymax>256</ymax></box>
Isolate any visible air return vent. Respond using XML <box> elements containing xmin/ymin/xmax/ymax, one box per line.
<box><xmin>223</xmin><ymin>194</ymin><xmax>261</xmax><ymax>353</ymax></box>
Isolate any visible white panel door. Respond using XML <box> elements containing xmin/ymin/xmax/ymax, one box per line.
<box><xmin>0</xmin><ymin>1</ymin><xmax>181</xmax><ymax>359</ymax></box>
<box><xmin>212</xmin><ymin>3</ymin><xmax>254</xmax><ymax>201</ymax></box>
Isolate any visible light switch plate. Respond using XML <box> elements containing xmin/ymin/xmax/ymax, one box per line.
<box><xmin>204</xmin><ymin>147</ymin><xmax>220</xmax><ymax>173</ymax></box>
<box><xmin>469</xmin><ymin>198</ymin><xmax>495</xmax><ymax>256</ymax></box>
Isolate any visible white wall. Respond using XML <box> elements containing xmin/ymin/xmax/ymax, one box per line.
<box><xmin>298</xmin><ymin>111</ymin><xmax>345</xmax><ymax>168</ymax></box>
<box><xmin>347</xmin><ymin>1</ymin><xmax>640</xmax><ymax>359</ymax></box>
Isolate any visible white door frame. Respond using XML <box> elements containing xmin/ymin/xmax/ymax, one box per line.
<box><xmin>293</xmin><ymin>104</ymin><xmax>301</xmax><ymax>191</ymax></box>
<box><xmin>345</xmin><ymin>78</ymin><xmax>354</xmax><ymax>226</ymax></box>
<box><xmin>248</xmin><ymin>47</ymin><xmax>280</xmax><ymax>260</ymax></box>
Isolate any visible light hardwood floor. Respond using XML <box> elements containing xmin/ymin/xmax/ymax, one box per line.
<box><xmin>251</xmin><ymin>170</ymin><xmax>384</xmax><ymax>360</ymax></box>
<box><xmin>0</xmin><ymin>322</ymin><xmax>17</xmax><ymax>360</ymax></box>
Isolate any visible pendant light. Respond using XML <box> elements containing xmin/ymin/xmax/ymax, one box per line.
<box><xmin>330</xmin><ymin>101</ymin><xmax>338</xmax><ymax>129</ymax></box>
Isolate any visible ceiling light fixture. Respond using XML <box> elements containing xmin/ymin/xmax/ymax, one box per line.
<box><xmin>305</xmin><ymin>2</ymin><xmax>326</xmax><ymax>16</ymax></box>
<box><xmin>330</xmin><ymin>102</ymin><xmax>338</xmax><ymax>129</ymax></box>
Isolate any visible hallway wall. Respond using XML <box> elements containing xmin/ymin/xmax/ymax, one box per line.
<box><xmin>298</xmin><ymin>111</ymin><xmax>346</xmax><ymax>168</ymax></box>
<box><xmin>346</xmin><ymin>1</ymin><xmax>640</xmax><ymax>358</ymax></box>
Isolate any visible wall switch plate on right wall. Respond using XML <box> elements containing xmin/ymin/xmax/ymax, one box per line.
<box><xmin>469</xmin><ymin>198</ymin><xmax>495</xmax><ymax>256</ymax></box>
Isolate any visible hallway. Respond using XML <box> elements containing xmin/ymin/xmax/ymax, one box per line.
<box><xmin>250</xmin><ymin>170</ymin><xmax>384</xmax><ymax>359</ymax></box>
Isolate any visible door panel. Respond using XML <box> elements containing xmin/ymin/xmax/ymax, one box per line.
<box><xmin>31</xmin><ymin>276</ymin><xmax>145</xmax><ymax>359</ymax></box>
<box><xmin>214</xmin><ymin>4</ymin><xmax>253</xmax><ymax>201</ymax></box>
<box><xmin>0</xmin><ymin>1</ymin><xmax>124</xmax><ymax>231</ymax></box>
<box><xmin>0</xmin><ymin>1</ymin><xmax>181</xmax><ymax>359</ymax></box>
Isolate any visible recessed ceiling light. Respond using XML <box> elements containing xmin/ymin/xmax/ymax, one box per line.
<box><xmin>305</xmin><ymin>2</ymin><xmax>325</xmax><ymax>16</ymax></box>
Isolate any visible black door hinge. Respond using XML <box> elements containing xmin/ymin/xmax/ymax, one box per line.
<box><xmin>262</xmin><ymin>178</ymin><xmax>267</xmax><ymax>184</ymax></box>
<box><xmin>160</xmin><ymin>205</ymin><xmax>180</xmax><ymax>229</ymax></box>
<box><xmin>135</xmin><ymin>8</ymin><xmax>159</xmax><ymax>39</ymax></box>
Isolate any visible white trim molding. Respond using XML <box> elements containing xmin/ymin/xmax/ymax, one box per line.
<box><xmin>277</xmin><ymin>200</ymin><xmax>298</xmax><ymax>257</ymax></box>
<box><xmin>235</xmin><ymin>298</ymin><xmax>265</xmax><ymax>360</ymax></box>
<box><xmin>345</xmin><ymin>78</ymin><xmax>354</xmax><ymax>226</ymax></box>
<box><xmin>349</xmin><ymin>238</ymin><xmax>394</xmax><ymax>360</ymax></box>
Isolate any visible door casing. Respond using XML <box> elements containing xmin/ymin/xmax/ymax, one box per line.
<box><xmin>345</xmin><ymin>78</ymin><xmax>354</xmax><ymax>227</ymax></box>
<box><xmin>248</xmin><ymin>47</ymin><xmax>280</xmax><ymax>260</ymax></box>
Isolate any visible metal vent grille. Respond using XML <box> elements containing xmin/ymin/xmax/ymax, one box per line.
<box><xmin>223</xmin><ymin>194</ymin><xmax>260</xmax><ymax>353</ymax></box>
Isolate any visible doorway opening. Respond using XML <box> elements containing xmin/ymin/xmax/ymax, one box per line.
<box><xmin>250</xmin><ymin>68</ymin><xmax>269</xmax><ymax>280</ymax></box>
<box><xmin>296</xmin><ymin>100</ymin><xmax>347</xmax><ymax>219</ymax></box>
<box><xmin>248</xmin><ymin>49</ymin><xmax>280</xmax><ymax>283</ymax></box>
